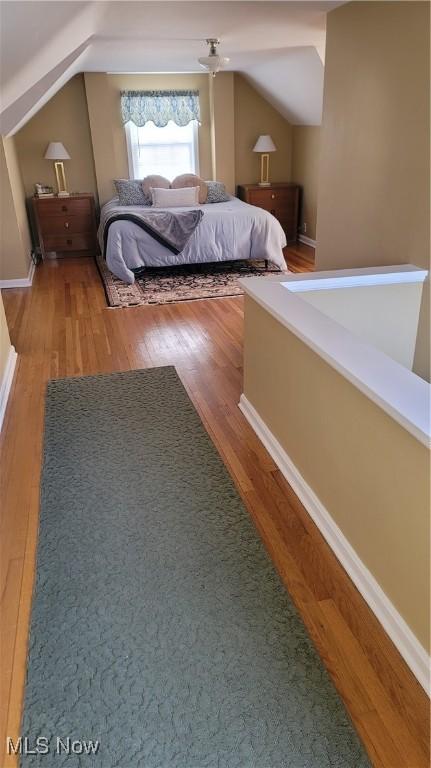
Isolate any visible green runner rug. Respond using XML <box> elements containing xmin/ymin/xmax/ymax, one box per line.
<box><xmin>20</xmin><ymin>367</ymin><xmax>370</xmax><ymax>767</ymax></box>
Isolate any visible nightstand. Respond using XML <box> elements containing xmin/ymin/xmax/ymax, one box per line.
<box><xmin>32</xmin><ymin>193</ymin><xmax>98</xmax><ymax>258</ymax></box>
<box><xmin>237</xmin><ymin>183</ymin><xmax>300</xmax><ymax>244</ymax></box>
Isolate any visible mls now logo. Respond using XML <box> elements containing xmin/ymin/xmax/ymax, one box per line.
<box><xmin>7</xmin><ymin>736</ymin><xmax>100</xmax><ymax>756</ymax></box>
<box><xmin>7</xmin><ymin>738</ymin><xmax>50</xmax><ymax>756</ymax></box>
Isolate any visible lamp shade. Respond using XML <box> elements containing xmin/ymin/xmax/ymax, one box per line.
<box><xmin>44</xmin><ymin>142</ymin><xmax>70</xmax><ymax>160</ymax></box>
<box><xmin>252</xmin><ymin>135</ymin><xmax>276</xmax><ymax>153</ymax></box>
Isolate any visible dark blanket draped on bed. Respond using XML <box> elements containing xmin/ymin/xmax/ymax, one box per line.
<box><xmin>102</xmin><ymin>209</ymin><xmax>204</xmax><ymax>257</ymax></box>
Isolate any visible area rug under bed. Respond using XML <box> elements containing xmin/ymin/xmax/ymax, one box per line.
<box><xmin>96</xmin><ymin>254</ymin><xmax>282</xmax><ymax>307</ymax></box>
<box><xmin>21</xmin><ymin>367</ymin><xmax>370</xmax><ymax>766</ymax></box>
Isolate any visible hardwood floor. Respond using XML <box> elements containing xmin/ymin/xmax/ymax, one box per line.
<box><xmin>1</xmin><ymin>251</ymin><xmax>428</xmax><ymax>767</ymax></box>
<box><xmin>285</xmin><ymin>241</ymin><xmax>315</xmax><ymax>272</ymax></box>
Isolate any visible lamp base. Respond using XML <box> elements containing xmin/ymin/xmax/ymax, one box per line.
<box><xmin>54</xmin><ymin>161</ymin><xmax>69</xmax><ymax>197</ymax></box>
<box><xmin>258</xmin><ymin>152</ymin><xmax>271</xmax><ymax>186</ymax></box>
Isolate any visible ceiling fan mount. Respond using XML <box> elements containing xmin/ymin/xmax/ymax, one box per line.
<box><xmin>198</xmin><ymin>38</ymin><xmax>230</xmax><ymax>77</ymax></box>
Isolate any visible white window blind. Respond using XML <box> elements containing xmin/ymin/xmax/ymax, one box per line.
<box><xmin>126</xmin><ymin>120</ymin><xmax>199</xmax><ymax>181</ymax></box>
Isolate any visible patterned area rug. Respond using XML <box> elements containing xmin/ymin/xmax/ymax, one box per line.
<box><xmin>96</xmin><ymin>254</ymin><xmax>284</xmax><ymax>307</ymax></box>
<box><xmin>21</xmin><ymin>366</ymin><xmax>371</xmax><ymax>767</ymax></box>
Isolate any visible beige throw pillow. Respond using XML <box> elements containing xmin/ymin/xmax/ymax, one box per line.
<box><xmin>142</xmin><ymin>175</ymin><xmax>171</xmax><ymax>198</ymax></box>
<box><xmin>171</xmin><ymin>174</ymin><xmax>208</xmax><ymax>204</ymax></box>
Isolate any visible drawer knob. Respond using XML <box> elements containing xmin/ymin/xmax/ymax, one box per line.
<box><xmin>62</xmin><ymin>205</ymin><xmax>67</xmax><ymax>212</ymax></box>
<box><xmin>65</xmin><ymin>222</ymin><xmax>69</xmax><ymax>229</ymax></box>
<box><xmin>271</xmin><ymin>194</ymin><xmax>275</xmax><ymax>199</ymax></box>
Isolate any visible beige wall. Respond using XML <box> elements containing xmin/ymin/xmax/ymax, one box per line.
<box><xmin>85</xmin><ymin>71</ymin><xmax>292</xmax><ymax>202</ymax></box>
<box><xmin>243</xmin><ymin>296</ymin><xmax>430</xmax><ymax>652</ymax></box>
<box><xmin>14</xmin><ymin>74</ymin><xmax>98</xmax><ymax>202</ymax></box>
<box><xmin>234</xmin><ymin>74</ymin><xmax>293</xmax><ymax>187</ymax></box>
<box><xmin>316</xmin><ymin>1</ymin><xmax>430</xmax><ymax>273</ymax></box>
<box><xmin>13</xmin><ymin>69</ymin><xmax>292</xmax><ymax>208</ymax></box>
<box><xmin>0</xmin><ymin>136</ymin><xmax>32</xmax><ymax>280</ymax></box>
<box><xmin>0</xmin><ymin>292</ymin><xmax>12</xmax><ymax>385</ymax></box>
<box><xmin>209</xmin><ymin>73</ymin><xmax>235</xmax><ymax>194</ymax></box>
<box><xmin>84</xmin><ymin>72</ymin><xmax>213</xmax><ymax>205</ymax></box>
<box><xmin>291</xmin><ymin>126</ymin><xmax>320</xmax><ymax>241</ymax></box>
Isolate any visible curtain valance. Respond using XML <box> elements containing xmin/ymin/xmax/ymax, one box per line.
<box><xmin>120</xmin><ymin>90</ymin><xmax>201</xmax><ymax>127</ymax></box>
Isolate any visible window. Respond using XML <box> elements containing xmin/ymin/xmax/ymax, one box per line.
<box><xmin>126</xmin><ymin>120</ymin><xmax>199</xmax><ymax>181</ymax></box>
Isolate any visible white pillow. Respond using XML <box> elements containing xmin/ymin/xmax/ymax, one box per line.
<box><xmin>151</xmin><ymin>186</ymin><xmax>199</xmax><ymax>208</ymax></box>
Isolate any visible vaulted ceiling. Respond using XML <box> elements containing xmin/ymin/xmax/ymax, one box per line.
<box><xmin>0</xmin><ymin>0</ymin><xmax>345</xmax><ymax>135</ymax></box>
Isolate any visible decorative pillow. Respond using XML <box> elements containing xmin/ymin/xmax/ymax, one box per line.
<box><xmin>142</xmin><ymin>175</ymin><xmax>171</xmax><ymax>198</ymax></box>
<box><xmin>206</xmin><ymin>180</ymin><xmax>230</xmax><ymax>203</ymax></box>
<box><xmin>114</xmin><ymin>179</ymin><xmax>150</xmax><ymax>206</ymax></box>
<box><xmin>171</xmin><ymin>174</ymin><xmax>208</xmax><ymax>204</ymax></box>
<box><xmin>151</xmin><ymin>186</ymin><xmax>199</xmax><ymax>208</ymax></box>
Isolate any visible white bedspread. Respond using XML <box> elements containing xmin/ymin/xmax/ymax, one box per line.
<box><xmin>98</xmin><ymin>196</ymin><xmax>287</xmax><ymax>284</ymax></box>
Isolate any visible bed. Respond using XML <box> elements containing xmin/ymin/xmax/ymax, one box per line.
<box><xmin>98</xmin><ymin>196</ymin><xmax>287</xmax><ymax>284</ymax></box>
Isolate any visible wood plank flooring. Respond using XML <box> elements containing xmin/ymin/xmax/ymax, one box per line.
<box><xmin>1</xmin><ymin>247</ymin><xmax>429</xmax><ymax>768</ymax></box>
<box><xmin>284</xmin><ymin>241</ymin><xmax>315</xmax><ymax>272</ymax></box>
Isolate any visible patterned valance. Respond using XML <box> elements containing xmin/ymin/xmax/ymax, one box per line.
<box><xmin>120</xmin><ymin>90</ymin><xmax>201</xmax><ymax>128</ymax></box>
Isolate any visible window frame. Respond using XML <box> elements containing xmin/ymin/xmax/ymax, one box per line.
<box><xmin>125</xmin><ymin>120</ymin><xmax>200</xmax><ymax>180</ymax></box>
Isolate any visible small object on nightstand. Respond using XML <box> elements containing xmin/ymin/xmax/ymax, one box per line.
<box><xmin>237</xmin><ymin>182</ymin><xmax>300</xmax><ymax>244</ymax></box>
<box><xmin>34</xmin><ymin>183</ymin><xmax>54</xmax><ymax>197</ymax></box>
<box><xmin>32</xmin><ymin>193</ymin><xmax>98</xmax><ymax>259</ymax></box>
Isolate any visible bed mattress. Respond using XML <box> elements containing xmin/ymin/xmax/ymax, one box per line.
<box><xmin>98</xmin><ymin>196</ymin><xmax>287</xmax><ymax>283</ymax></box>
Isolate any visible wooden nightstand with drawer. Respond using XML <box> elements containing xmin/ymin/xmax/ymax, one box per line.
<box><xmin>33</xmin><ymin>193</ymin><xmax>98</xmax><ymax>258</ymax></box>
<box><xmin>237</xmin><ymin>183</ymin><xmax>300</xmax><ymax>244</ymax></box>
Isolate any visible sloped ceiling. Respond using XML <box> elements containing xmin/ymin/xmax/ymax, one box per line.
<box><xmin>0</xmin><ymin>0</ymin><xmax>345</xmax><ymax>135</ymax></box>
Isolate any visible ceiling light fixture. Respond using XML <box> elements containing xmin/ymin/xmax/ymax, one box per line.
<box><xmin>198</xmin><ymin>39</ymin><xmax>229</xmax><ymax>77</ymax></box>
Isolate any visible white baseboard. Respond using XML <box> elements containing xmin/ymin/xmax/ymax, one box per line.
<box><xmin>0</xmin><ymin>259</ymin><xmax>35</xmax><ymax>289</ymax></box>
<box><xmin>0</xmin><ymin>345</ymin><xmax>17</xmax><ymax>431</ymax></box>
<box><xmin>239</xmin><ymin>393</ymin><xmax>430</xmax><ymax>695</ymax></box>
<box><xmin>298</xmin><ymin>234</ymin><xmax>317</xmax><ymax>248</ymax></box>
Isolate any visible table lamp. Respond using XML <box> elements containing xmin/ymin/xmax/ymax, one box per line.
<box><xmin>253</xmin><ymin>135</ymin><xmax>277</xmax><ymax>186</ymax></box>
<box><xmin>44</xmin><ymin>142</ymin><xmax>71</xmax><ymax>197</ymax></box>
